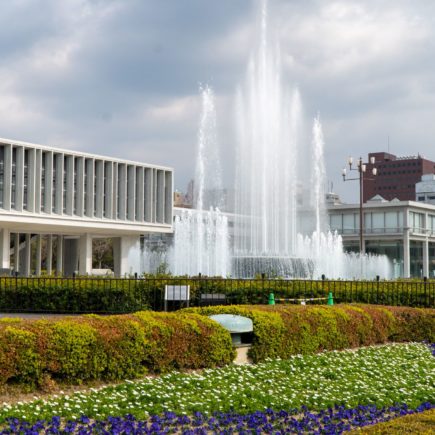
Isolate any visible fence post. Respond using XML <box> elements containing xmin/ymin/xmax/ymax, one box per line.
<box><xmin>424</xmin><ymin>276</ymin><xmax>427</xmax><ymax>308</ymax></box>
<box><xmin>376</xmin><ymin>275</ymin><xmax>380</xmax><ymax>305</ymax></box>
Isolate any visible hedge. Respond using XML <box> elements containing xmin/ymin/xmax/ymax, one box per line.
<box><xmin>0</xmin><ymin>311</ymin><xmax>235</xmax><ymax>389</ymax></box>
<box><xmin>0</xmin><ymin>276</ymin><xmax>433</xmax><ymax>313</ymax></box>
<box><xmin>183</xmin><ymin>304</ymin><xmax>435</xmax><ymax>362</ymax></box>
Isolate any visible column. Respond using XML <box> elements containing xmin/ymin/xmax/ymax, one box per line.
<box><xmin>127</xmin><ymin>165</ymin><xmax>135</xmax><ymax>220</ymax></box>
<box><xmin>46</xmin><ymin>234</ymin><xmax>53</xmax><ymax>275</ymax></box>
<box><xmin>65</xmin><ymin>155</ymin><xmax>74</xmax><ymax>215</ymax></box>
<box><xmin>112</xmin><ymin>163</ymin><xmax>118</xmax><ymax>219</ymax></box>
<box><xmin>104</xmin><ymin>161</ymin><xmax>113</xmax><ymax>218</ymax></box>
<box><xmin>3</xmin><ymin>144</ymin><xmax>12</xmax><ymax>210</ymax></box>
<box><xmin>403</xmin><ymin>210</ymin><xmax>410</xmax><ymax>278</ymax></box>
<box><xmin>34</xmin><ymin>149</ymin><xmax>42</xmax><ymax>213</ymax></box>
<box><xmin>27</xmin><ymin>148</ymin><xmax>36</xmax><ymax>212</ymax></box>
<box><xmin>0</xmin><ymin>229</ymin><xmax>10</xmax><ymax>269</ymax></box>
<box><xmin>95</xmin><ymin>160</ymin><xmax>104</xmax><ymax>218</ymax></box>
<box><xmin>24</xmin><ymin>233</ymin><xmax>31</xmax><ymax>276</ymax></box>
<box><xmin>85</xmin><ymin>159</ymin><xmax>94</xmax><ymax>218</ymax></box>
<box><xmin>15</xmin><ymin>146</ymin><xmax>24</xmax><ymax>212</ymax></box>
<box><xmin>79</xmin><ymin>233</ymin><xmax>92</xmax><ymax>275</ymax></box>
<box><xmin>113</xmin><ymin>235</ymin><xmax>140</xmax><ymax>277</ymax></box>
<box><xmin>156</xmin><ymin>170</ymin><xmax>164</xmax><ymax>223</ymax></box>
<box><xmin>136</xmin><ymin>167</ymin><xmax>144</xmax><ymax>221</ymax></box>
<box><xmin>144</xmin><ymin>168</ymin><xmax>153</xmax><ymax>222</ymax></box>
<box><xmin>55</xmin><ymin>153</ymin><xmax>64</xmax><ymax>214</ymax></box>
<box><xmin>56</xmin><ymin>235</ymin><xmax>63</xmax><ymax>275</ymax></box>
<box><xmin>35</xmin><ymin>234</ymin><xmax>42</xmax><ymax>276</ymax></box>
<box><xmin>44</xmin><ymin>152</ymin><xmax>53</xmax><ymax>213</ymax></box>
<box><xmin>165</xmin><ymin>171</ymin><xmax>173</xmax><ymax>225</ymax></box>
<box><xmin>76</xmin><ymin>156</ymin><xmax>85</xmax><ymax>217</ymax></box>
<box><xmin>118</xmin><ymin>164</ymin><xmax>127</xmax><ymax>220</ymax></box>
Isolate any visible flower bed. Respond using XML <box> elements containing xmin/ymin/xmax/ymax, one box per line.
<box><xmin>2</xmin><ymin>403</ymin><xmax>433</xmax><ymax>434</ymax></box>
<box><xmin>0</xmin><ymin>343</ymin><xmax>433</xmax><ymax>425</ymax></box>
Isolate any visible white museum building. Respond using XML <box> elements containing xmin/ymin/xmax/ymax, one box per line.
<box><xmin>0</xmin><ymin>138</ymin><xmax>173</xmax><ymax>276</ymax></box>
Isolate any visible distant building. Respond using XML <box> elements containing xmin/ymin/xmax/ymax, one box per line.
<box><xmin>328</xmin><ymin>199</ymin><xmax>435</xmax><ymax>278</ymax></box>
<box><xmin>173</xmin><ymin>190</ymin><xmax>192</xmax><ymax>208</ymax></box>
<box><xmin>363</xmin><ymin>152</ymin><xmax>435</xmax><ymax>202</ymax></box>
<box><xmin>416</xmin><ymin>174</ymin><xmax>435</xmax><ymax>205</ymax></box>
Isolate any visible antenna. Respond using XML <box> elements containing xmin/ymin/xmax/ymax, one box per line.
<box><xmin>387</xmin><ymin>135</ymin><xmax>390</xmax><ymax>153</ymax></box>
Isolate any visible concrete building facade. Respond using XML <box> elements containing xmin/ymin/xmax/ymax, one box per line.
<box><xmin>0</xmin><ymin>138</ymin><xmax>173</xmax><ymax>276</ymax></box>
<box><xmin>328</xmin><ymin>198</ymin><xmax>435</xmax><ymax>278</ymax></box>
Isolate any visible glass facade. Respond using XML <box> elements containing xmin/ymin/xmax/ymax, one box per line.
<box><xmin>330</xmin><ymin>211</ymin><xmax>404</xmax><ymax>234</ymax></box>
<box><xmin>410</xmin><ymin>240</ymin><xmax>423</xmax><ymax>277</ymax></box>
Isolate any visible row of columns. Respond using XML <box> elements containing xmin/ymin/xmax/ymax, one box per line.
<box><xmin>1</xmin><ymin>144</ymin><xmax>172</xmax><ymax>225</ymax></box>
<box><xmin>0</xmin><ymin>229</ymin><xmax>139</xmax><ymax>276</ymax></box>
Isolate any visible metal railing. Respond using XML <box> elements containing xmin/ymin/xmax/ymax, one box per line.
<box><xmin>0</xmin><ymin>276</ymin><xmax>433</xmax><ymax>314</ymax></box>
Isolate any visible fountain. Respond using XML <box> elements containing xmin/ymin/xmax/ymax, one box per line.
<box><xmin>141</xmin><ymin>0</ymin><xmax>392</xmax><ymax>280</ymax></box>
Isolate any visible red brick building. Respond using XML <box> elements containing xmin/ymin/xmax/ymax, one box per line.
<box><xmin>363</xmin><ymin>152</ymin><xmax>435</xmax><ymax>202</ymax></box>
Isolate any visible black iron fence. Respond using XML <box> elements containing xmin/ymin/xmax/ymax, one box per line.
<box><xmin>0</xmin><ymin>276</ymin><xmax>433</xmax><ymax>314</ymax></box>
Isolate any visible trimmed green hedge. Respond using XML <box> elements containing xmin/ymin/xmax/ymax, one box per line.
<box><xmin>0</xmin><ymin>312</ymin><xmax>235</xmax><ymax>388</ymax></box>
<box><xmin>0</xmin><ymin>276</ymin><xmax>433</xmax><ymax>313</ymax></box>
<box><xmin>183</xmin><ymin>304</ymin><xmax>435</xmax><ymax>362</ymax></box>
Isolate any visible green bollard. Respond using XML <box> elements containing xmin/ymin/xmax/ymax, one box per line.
<box><xmin>327</xmin><ymin>291</ymin><xmax>334</xmax><ymax>306</ymax></box>
<box><xmin>268</xmin><ymin>292</ymin><xmax>275</xmax><ymax>305</ymax></box>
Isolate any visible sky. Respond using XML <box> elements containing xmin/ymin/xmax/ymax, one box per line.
<box><xmin>1</xmin><ymin>0</ymin><xmax>435</xmax><ymax>202</ymax></box>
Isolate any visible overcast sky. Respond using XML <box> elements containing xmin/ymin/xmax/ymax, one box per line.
<box><xmin>1</xmin><ymin>0</ymin><xmax>435</xmax><ymax>202</ymax></box>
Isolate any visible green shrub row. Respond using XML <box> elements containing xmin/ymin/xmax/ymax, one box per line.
<box><xmin>0</xmin><ymin>311</ymin><xmax>235</xmax><ymax>388</ymax></box>
<box><xmin>183</xmin><ymin>304</ymin><xmax>435</xmax><ymax>362</ymax></box>
<box><xmin>0</xmin><ymin>276</ymin><xmax>433</xmax><ymax>313</ymax></box>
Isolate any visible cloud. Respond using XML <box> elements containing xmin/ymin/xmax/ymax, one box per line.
<box><xmin>1</xmin><ymin>0</ymin><xmax>435</xmax><ymax>200</ymax></box>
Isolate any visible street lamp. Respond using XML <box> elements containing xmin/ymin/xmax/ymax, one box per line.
<box><xmin>342</xmin><ymin>156</ymin><xmax>377</xmax><ymax>254</ymax></box>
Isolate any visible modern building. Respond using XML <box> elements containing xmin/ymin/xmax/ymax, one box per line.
<box><xmin>363</xmin><ymin>152</ymin><xmax>435</xmax><ymax>202</ymax></box>
<box><xmin>416</xmin><ymin>174</ymin><xmax>435</xmax><ymax>205</ymax></box>
<box><xmin>0</xmin><ymin>137</ymin><xmax>173</xmax><ymax>276</ymax></box>
<box><xmin>328</xmin><ymin>197</ymin><xmax>435</xmax><ymax>278</ymax></box>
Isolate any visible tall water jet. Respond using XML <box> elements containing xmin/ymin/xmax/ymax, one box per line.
<box><xmin>234</xmin><ymin>0</ymin><xmax>297</xmax><ymax>265</ymax></box>
<box><xmin>168</xmin><ymin>86</ymin><xmax>230</xmax><ymax>276</ymax></box>
<box><xmin>232</xmin><ymin>0</ymin><xmax>391</xmax><ymax>279</ymax></box>
<box><xmin>311</xmin><ymin>116</ymin><xmax>327</xmax><ymax>238</ymax></box>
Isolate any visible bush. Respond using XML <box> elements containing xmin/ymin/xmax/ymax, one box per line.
<box><xmin>0</xmin><ymin>312</ymin><xmax>234</xmax><ymax>388</ymax></box>
<box><xmin>184</xmin><ymin>304</ymin><xmax>435</xmax><ymax>362</ymax></box>
<box><xmin>0</xmin><ymin>276</ymin><xmax>433</xmax><ymax>314</ymax></box>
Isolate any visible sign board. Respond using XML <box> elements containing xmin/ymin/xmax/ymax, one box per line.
<box><xmin>164</xmin><ymin>285</ymin><xmax>190</xmax><ymax>301</ymax></box>
<box><xmin>164</xmin><ymin>285</ymin><xmax>190</xmax><ymax>311</ymax></box>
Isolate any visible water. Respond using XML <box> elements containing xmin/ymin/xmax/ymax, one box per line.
<box><xmin>230</xmin><ymin>0</ymin><xmax>391</xmax><ymax>279</ymax></box>
<box><xmin>140</xmin><ymin>0</ymin><xmax>392</xmax><ymax>280</ymax></box>
<box><xmin>169</xmin><ymin>208</ymin><xmax>230</xmax><ymax>277</ymax></box>
<box><xmin>142</xmin><ymin>86</ymin><xmax>231</xmax><ymax>277</ymax></box>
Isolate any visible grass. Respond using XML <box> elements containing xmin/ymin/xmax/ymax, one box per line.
<box><xmin>351</xmin><ymin>407</ymin><xmax>435</xmax><ymax>434</ymax></box>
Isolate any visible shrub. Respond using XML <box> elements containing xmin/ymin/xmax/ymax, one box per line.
<box><xmin>0</xmin><ymin>276</ymin><xmax>433</xmax><ymax>314</ymax></box>
<box><xmin>0</xmin><ymin>311</ymin><xmax>234</xmax><ymax>388</ymax></box>
<box><xmin>184</xmin><ymin>304</ymin><xmax>435</xmax><ymax>362</ymax></box>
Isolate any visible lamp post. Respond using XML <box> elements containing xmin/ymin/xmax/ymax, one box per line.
<box><xmin>342</xmin><ymin>156</ymin><xmax>377</xmax><ymax>254</ymax></box>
